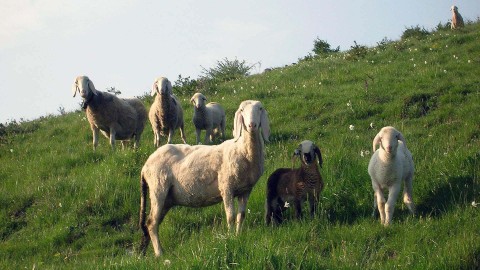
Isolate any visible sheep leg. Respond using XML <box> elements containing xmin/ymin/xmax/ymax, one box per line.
<box><xmin>221</xmin><ymin>190</ymin><xmax>236</xmax><ymax>233</ymax></box>
<box><xmin>147</xmin><ymin>192</ymin><xmax>170</xmax><ymax>257</ymax></box>
<box><xmin>179</xmin><ymin>124</ymin><xmax>187</xmax><ymax>144</ymax></box>
<box><xmin>167</xmin><ymin>129</ymin><xmax>175</xmax><ymax>144</ymax></box>
<box><xmin>195</xmin><ymin>128</ymin><xmax>202</xmax><ymax>144</ymax></box>
<box><xmin>205</xmin><ymin>128</ymin><xmax>213</xmax><ymax>144</ymax></box>
<box><xmin>236</xmin><ymin>192</ymin><xmax>251</xmax><ymax>234</ymax></box>
<box><xmin>385</xmin><ymin>183</ymin><xmax>401</xmax><ymax>226</ymax></box>
<box><xmin>374</xmin><ymin>190</ymin><xmax>386</xmax><ymax>225</ymax></box>
<box><xmin>308</xmin><ymin>191</ymin><xmax>318</xmax><ymax>218</ymax></box>
<box><xmin>403</xmin><ymin>175</ymin><xmax>415</xmax><ymax>215</ymax></box>
<box><xmin>92</xmin><ymin>126</ymin><xmax>99</xmax><ymax>151</ymax></box>
<box><xmin>109</xmin><ymin>128</ymin><xmax>116</xmax><ymax>151</ymax></box>
<box><xmin>294</xmin><ymin>198</ymin><xmax>303</xmax><ymax>219</ymax></box>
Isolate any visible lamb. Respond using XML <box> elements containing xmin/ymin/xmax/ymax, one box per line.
<box><xmin>72</xmin><ymin>75</ymin><xmax>147</xmax><ymax>151</ymax></box>
<box><xmin>190</xmin><ymin>92</ymin><xmax>226</xmax><ymax>144</ymax></box>
<box><xmin>368</xmin><ymin>126</ymin><xmax>415</xmax><ymax>226</ymax></box>
<box><xmin>450</xmin><ymin>5</ymin><xmax>464</xmax><ymax>29</ymax></box>
<box><xmin>265</xmin><ymin>140</ymin><xmax>324</xmax><ymax>225</ymax></box>
<box><xmin>139</xmin><ymin>100</ymin><xmax>270</xmax><ymax>256</ymax></box>
<box><xmin>149</xmin><ymin>77</ymin><xmax>187</xmax><ymax>147</ymax></box>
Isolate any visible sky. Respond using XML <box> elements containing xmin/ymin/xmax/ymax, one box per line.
<box><xmin>1</xmin><ymin>0</ymin><xmax>479</xmax><ymax>123</ymax></box>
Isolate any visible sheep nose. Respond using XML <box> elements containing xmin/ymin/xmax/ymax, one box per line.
<box><xmin>248</xmin><ymin>123</ymin><xmax>257</xmax><ymax>129</ymax></box>
<box><xmin>386</xmin><ymin>146</ymin><xmax>392</xmax><ymax>152</ymax></box>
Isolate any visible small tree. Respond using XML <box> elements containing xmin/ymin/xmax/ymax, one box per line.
<box><xmin>106</xmin><ymin>86</ymin><xmax>121</xmax><ymax>95</ymax></box>
<box><xmin>312</xmin><ymin>38</ymin><xmax>340</xmax><ymax>56</ymax></box>
<box><xmin>173</xmin><ymin>74</ymin><xmax>198</xmax><ymax>96</ymax></box>
<box><xmin>200</xmin><ymin>57</ymin><xmax>256</xmax><ymax>83</ymax></box>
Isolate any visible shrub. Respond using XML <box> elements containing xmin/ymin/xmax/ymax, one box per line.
<box><xmin>401</xmin><ymin>25</ymin><xmax>430</xmax><ymax>40</ymax></box>
<box><xmin>345</xmin><ymin>41</ymin><xmax>368</xmax><ymax>61</ymax></box>
<box><xmin>200</xmin><ymin>57</ymin><xmax>256</xmax><ymax>83</ymax></box>
<box><xmin>312</xmin><ymin>38</ymin><xmax>340</xmax><ymax>56</ymax></box>
<box><xmin>173</xmin><ymin>74</ymin><xmax>198</xmax><ymax>96</ymax></box>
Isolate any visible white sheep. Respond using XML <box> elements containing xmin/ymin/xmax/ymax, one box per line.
<box><xmin>368</xmin><ymin>126</ymin><xmax>415</xmax><ymax>226</ymax></box>
<box><xmin>149</xmin><ymin>77</ymin><xmax>187</xmax><ymax>147</ymax></box>
<box><xmin>72</xmin><ymin>75</ymin><xmax>147</xmax><ymax>151</ymax></box>
<box><xmin>139</xmin><ymin>100</ymin><xmax>270</xmax><ymax>257</ymax></box>
<box><xmin>450</xmin><ymin>5</ymin><xmax>464</xmax><ymax>29</ymax></box>
<box><xmin>190</xmin><ymin>92</ymin><xmax>226</xmax><ymax>144</ymax></box>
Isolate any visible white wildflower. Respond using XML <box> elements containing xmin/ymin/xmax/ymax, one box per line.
<box><xmin>251</xmin><ymin>86</ymin><xmax>254</xmax><ymax>89</ymax></box>
<box><xmin>284</xmin><ymin>201</ymin><xmax>290</xmax><ymax>208</ymax></box>
<box><xmin>349</xmin><ymin>125</ymin><xmax>355</xmax><ymax>131</ymax></box>
<box><xmin>318</xmin><ymin>82</ymin><xmax>322</xmax><ymax>85</ymax></box>
<box><xmin>303</xmin><ymin>84</ymin><xmax>306</xmax><ymax>88</ymax></box>
<box><xmin>468</xmin><ymin>60</ymin><xmax>471</xmax><ymax>63</ymax></box>
<box><xmin>275</xmin><ymin>85</ymin><xmax>278</xmax><ymax>90</ymax></box>
<box><xmin>413</xmin><ymin>64</ymin><xmax>416</xmax><ymax>67</ymax></box>
<box><xmin>240</xmin><ymin>87</ymin><xmax>243</xmax><ymax>90</ymax></box>
<box><xmin>233</xmin><ymin>89</ymin><xmax>236</xmax><ymax>94</ymax></box>
<box><xmin>472</xmin><ymin>201</ymin><xmax>478</xmax><ymax>207</ymax></box>
<box><xmin>360</xmin><ymin>150</ymin><xmax>365</xmax><ymax>157</ymax></box>
<box><xmin>370</xmin><ymin>122</ymin><xmax>374</xmax><ymax>129</ymax></box>
<box><xmin>248</xmin><ymin>209</ymin><xmax>251</xmax><ymax>214</ymax></box>
<box><xmin>425</xmin><ymin>61</ymin><xmax>427</xmax><ymax>64</ymax></box>
<box><xmin>365</xmin><ymin>150</ymin><xmax>370</xmax><ymax>155</ymax></box>
<box><xmin>59</xmin><ymin>203</ymin><xmax>62</xmax><ymax>208</ymax></box>
<box><xmin>214</xmin><ymin>91</ymin><xmax>217</xmax><ymax>95</ymax></box>
<box><xmin>222</xmin><ymin>96</ymin><xmax>225</xmax><ymax>100</ymax></box>
<box><xmin>443</xmin><ymin>70</ymin><xmax>447</xmax><ymax>73</ymax></box>
<box><xmin>445</xmin><ymin>44</ymin><xmax>448</xmax><ymax>48</ymax></box>
<box><xmin>164</xmin><ymin>259</ymin><xmax>171</xmax><ymax>266</ymax></box>
<box><xmin>10</xmin><ymin>149</ymin><xmax>13</xmax><ymax>153</ymax></box>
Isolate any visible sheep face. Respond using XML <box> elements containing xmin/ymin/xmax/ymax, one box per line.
<box><xmin>190</xmin><ymin>93</ymin><xmax>207</xmax><ymax>109</ymax></box>
<box><xmin>234</xmin><ymin>100</ymin><xmax>270</xmax><ymax>142</ymax></box>
<box><xmin>294</xmin><ymin>140</ymin><xmax>323</xmax><ymax>167</ymax></box>
<box><xmin>373</xmin><ymin>126</ymin><xmax>406</xmax><ymax>155</ymax></box>
<box><xmin>72</xmin><ymin>76</ymin><xmax>98</xmax><ymax>99</ymax></box>
<box><xmin>151</xmin><ymin>77</ymin><xmax>172</xmax><ymax>96</ymax></box>
<box><xmin>451</xmin><ymin>5</ymin><xmax>458</xmax><ymax>12</ymax></box>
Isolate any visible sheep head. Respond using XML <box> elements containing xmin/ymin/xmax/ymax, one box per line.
<box><xmin>72</xmin><ymin>75</ymin><xmax>98</xmax><ymax>99</ymax></box>
<box><xmin>372</xmin><ymin>126</ymin><xmax>407</xmax><ymax>155</ymax></box>
<box><xmin>293</xmin><ymin>140</ymin><xmax>323</xmax><ymax>168</ymax></box>
<box><xmin>451</xmin><ymin>5</ymin><xmax>458</xmax><ymax>12</ymax></box>
<box><xmin>151</xmin><ymin>77</ymin><xmax>172</xmax><ymax>97</ymax></box>
<box><xmin>190</xmin><ymin>93</ymin><xmax>207</xmax><ymax>109</ymax></box>
<box><xmin>233</xmin><ymin>100</ymin><xmax>270</xmax><ymax>143</ymax></box>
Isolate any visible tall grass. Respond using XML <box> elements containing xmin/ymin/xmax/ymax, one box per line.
<box><xmin>1</xmin><ymin>22</ymin><xmax>479</xmax><ymax>269</ymax></box>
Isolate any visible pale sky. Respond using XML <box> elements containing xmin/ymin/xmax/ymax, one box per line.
<box><xmin>1</xmin><ymin>0</ymin><xmax>479</xmax><ymax>123</ymax></box>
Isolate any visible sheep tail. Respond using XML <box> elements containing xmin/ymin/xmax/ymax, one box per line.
<box><xmin>265</xmin><ymin>170</ymin><xmax>283</xmax><ymax>225</ymax></box>
<box><xmin>139</xmin><ymin>172</ymin><xmax>150</xmax><ymax>255</ymax></box>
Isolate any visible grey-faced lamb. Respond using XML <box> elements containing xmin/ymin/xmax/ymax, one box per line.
<box><xmin>139</xmin><ymin>100</ymin><xmax>270</xmax><ymax>256</ymax></box>
<box><xmin>450</xmin><ymin>5</ymin><xmax>464</xmax><ymax>29</ymax></box>
<box><xmin>72</xmin><ymin>75</ymin><xmax>147</xmax><ymax>151</ymax></box>
<box><xmin>149</xmin><ymin>77</ymin><xmax>187</xmax><ymax>147</ymax></box>
<box><xmin>368</xmin><ymin>126</ymin><xmax>415</xmax><ymax>226</ymax></box>
<box><xmin>190</xmin><ymin>92</ymin><xmax>226</xmax><ymax>144</ymax></box>
<box><xmin>265</xmin><ymin>140</ymin><xmax>324</xmax><ymax>225</ymax></box>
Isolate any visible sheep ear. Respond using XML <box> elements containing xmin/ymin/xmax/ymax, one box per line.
<box><xmin>233</xmin><ymin>107</ymin><xmax>244</xmax><ymax>142</ymax></box>
<box><xmin>314</xmin><ymin>146</ymin><xmax>323</xmax><ymax>168</ymax></box>
<box><xmin>397</xmin><ymin>131</ymin><xmax>407</xmax><ymax>147</ymax></box>
<box><xmin>72</xmin><ymin>82</ymin><xmax>78</xmax><ymax>97</ymax></box>
<box><xmin>190</xmin><ymin>96</ymin><xmax>195</xmax><ymax>104</ymax></box>
<box><xmin>151</xmin><ymin>81</ymin><xmax>158</xmax><ymax>96</ymax></box>
<box><xmin>373</xmin><ymin>132</ymin><xmax>382</xmax><ymax>152</ymax></box>
<box><xmin>291</xmin><ymin>151</ymin><xmax>300</xmax><ymax>168</ymax></box>
<box><xmin>260</xmin><ymin>108</ymin><xmax>270</xmax><ymax>143</ymax></box>
<box><xmin>88</xmin><ymin>79</ymin><xmax>98</xmax><ymax>95</ymax></box>
<box><xmin>166</xmin><ymin>80</ymin><xmax>173</xmax><ymax>95</ymax></box>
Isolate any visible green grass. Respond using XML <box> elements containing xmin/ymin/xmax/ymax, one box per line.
<box><xmin>1</xmin><ymin>22</ymin><xmax>479</xmax><ymax>269</ymax></box>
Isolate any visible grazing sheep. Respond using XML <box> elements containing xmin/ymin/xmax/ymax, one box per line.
<box><xmin>265</xmin><ymin>140</ymin><xmax>324</xmax><ymax>225</ymax></box>
<box><xmin>72</xmin><ymin>75</ymin><xmax>147</xmax><ymax>151</ymax></box>
<box><xmin>190</xmin><ymin>92</ymin><xmax>226</xmax><ymax>144</ymax></box>
<box><xmin>139</xmin><ymin>100</ymin><xmax>270</xmax><ymax>256</ymax></box>
<box><xmin>368</xmin><ymin>126</ymin><xmax>415</xmax><ymax>226</ymax></box>
<box><xmin>450</xmin><ymin>5</ymin><xmax>464</xmax><ymax>29</ymax></box>
<box><xmin>149</xmin><ymin>77</ymin><xmax>187</xmax><ymax>147</ymax></box>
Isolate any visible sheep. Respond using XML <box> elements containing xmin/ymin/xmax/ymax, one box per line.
<box><xmin>139</xmin><ymin>100</ymin><xmax>270</xmax><ymax>257</ymax></box>
<box><xmin>190</xmin><ymin>92</ymin><xmax>226</xmax><ymax>144</ymax></box>
<box><xmin>149</xmin><ymin>77</ymin><xmax>187</xmax><ymax>147</ymax></box>
<box><xmin>72</xmin><ymin>75</ymin><xmax>147</xmax><ymax>151</ymax></box>
<box><xmin>265</xmin><ymin>140</ymin><xmax>324</xmax><ymax>225</ymax></box>
<box><xmin>368</xmin><ymin>126</ymin><xmax>415</xmax><ymax>226</ymax></box>
<box><xmin>450</xmin><ymin>5</ymin><xmax>464</xmax><ymax>29</ymax></box>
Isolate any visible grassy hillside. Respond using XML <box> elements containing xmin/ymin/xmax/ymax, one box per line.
<box><xmin>1</xmin><ymin>22</ymin><xmax>479</xmax><ymax>269</ymax></box>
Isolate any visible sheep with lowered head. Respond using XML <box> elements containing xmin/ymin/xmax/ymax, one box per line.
<box><xmin>149</xmin><ymin>77</ymin><xmax>187</xmax><ymax>147</ymax></box>
<box><xmin>265</xmin><ymin>140</ymin><xmax>324</xmax><ymax>225</ymax></box>
<box><xmin>190</xmin><ymin>92</ymin><xmax>226</xmax><ymax>144</ymax></box>
<box><xmin>368</xmin><ymin>126</ymin><xmax>415</xmax><ymax>226</ymax></box>
<box><xmin>139</xmin><ymin>100</ymin><xmax>270</xmax><ymax>257</ymax></box>
<box><xmin>72</xmin><ymin>75</ymin><xmax>147</xmax><ymax>151</ymax></box>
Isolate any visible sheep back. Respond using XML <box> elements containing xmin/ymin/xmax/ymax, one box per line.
<box><xmin>86</xmin><ymin>91</ymin><xmax>144</xmax><ymax>140</ymax></box>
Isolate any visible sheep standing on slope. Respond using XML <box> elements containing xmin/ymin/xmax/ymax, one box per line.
<box><xmin>72</xmin><ymin>75</ymin><xmax>147</xmax><ymax>151</ymax></box>
<box><xmin>139</xmin><ymin>100</ymin><xmax>270</xmax><ymax>256</ymax></box>
<box><xmin>368</xmin><ymin>126</ymin><xmax>415</xmax><ymax>226</ymax></box>
<box><xmin>265</xmin><ymin>140</ymin><xmax>324</xmax><ymax>225</ymax></box>
<box><xmin>149</xmin><ymin>77</ymin><xmax>187</xmax><ymax>147</ymax></box>
<box><xmin>190</xmin><ymin>92</ymin><xmax>226</xmax><ymax>144</ymax></box>
<box><xmin>450</xmin><ymin>5</ymin><xmax>464</xmax><ymax>29</ymax></box>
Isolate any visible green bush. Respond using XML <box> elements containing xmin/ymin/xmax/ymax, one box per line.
<box><xmin>401</xmin><ymin>25</ymin><xmax>430</xmax><ymax>40</ymax></box>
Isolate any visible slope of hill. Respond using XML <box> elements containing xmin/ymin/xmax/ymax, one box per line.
<box><xmin>1</xmin><ymin>22</ymin><xmax>479</xmax><ymax>269</ymax></box>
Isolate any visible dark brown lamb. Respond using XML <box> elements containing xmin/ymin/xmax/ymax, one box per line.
<box><xmin>265</xmin><ymin>140</ymin><xmax>324</xmax><ymax>225</ymax></box>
